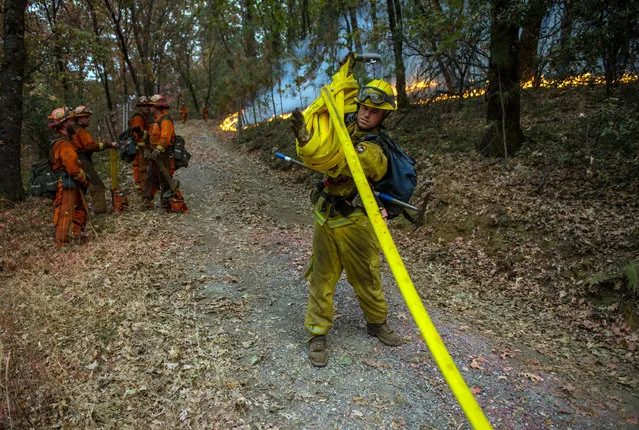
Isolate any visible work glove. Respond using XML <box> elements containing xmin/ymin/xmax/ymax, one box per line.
<box><xmin>291</xmin><ymin>108</ymin><xmax>311</xmax><ymax>146</ymax></box>
<box><xmin>339</xmin><ymin>52</ymin><xmax>355</xmax><ymax>76</ymax></box>
<box><xmin>148</xmin><ymin>146</ymin><xmax>164</xmax><ymax>161</ymax></box>
<box><xmin>107</xmin><ymin>141</ymin><xmax>119</xmax><ymax>149</ymax></box>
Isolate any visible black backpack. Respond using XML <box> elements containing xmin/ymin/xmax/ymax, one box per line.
<box><xmin>119</xmin><ymin>129</ymin><xmax>137</xmax><ymax>163</ymax></box>
<box><xmin>173</xmin><ymin>135</ymin><xmax>191</xmax><ymax>169</ymax></box>
<box><xmin>365</xmin><ymin>131</ymin><xmax>417</xmax><ymax>220</ymax></box>
<box><xmin>29</xmin><ymin>159</ymin><xmax>58</xmax><ymax>197</ymax></box>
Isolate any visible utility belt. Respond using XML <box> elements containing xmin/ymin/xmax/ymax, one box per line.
<box><xmin>319</xmin><ymin>191</ymin><xmax>359</xmax><ymax>218</ymax></box>
<box><xmin>52</xmin><ymin>170</ymin><xmax>78</xmax><ymax>189</ymax></box>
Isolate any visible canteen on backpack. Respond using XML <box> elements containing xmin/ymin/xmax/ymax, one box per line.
<box><xmin>30</xmin><ymin>159</ymin><xmax>58</xmax><ymax>197</ymax></box>
<box><xmin>173</xmin><ymin>135</ymin><xmax>191</xmax><ymax>169</ymax></box>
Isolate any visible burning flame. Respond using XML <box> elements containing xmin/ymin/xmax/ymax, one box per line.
<box><xmin>219</xmin><ymin>73</ymin><xmax>638</xmax><ymax>131</ymax></box>
<box><xmin>219</xmin><ymin>112</ymin><xmax>239</xmax><ymax>132</ymax></box>
<box><xmin>219</xmin><ymin>112</ymin><xmax>292</xmax><ymax>132</ymax></box>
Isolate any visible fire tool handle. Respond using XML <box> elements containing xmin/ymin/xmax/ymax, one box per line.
<box><xmin>110</xmin><ymin>148</ymin><xmax>118</xmax><ymax>190</ymax></box>
<box><xmin>353</xmin><ymin>52</ymin><xmax>381</xmax><ymax>62</ymax></box>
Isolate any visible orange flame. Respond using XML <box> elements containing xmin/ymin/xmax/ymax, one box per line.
<box><xmin>219</xmin><ymin>112</ymin><xmax>239</xmax><ymax>132</ymax></box>
<box><xmin>219</xmin><ymin>73</ymin><xmax>638</xmax><ymax>131</ymax></box>
<box><xmin>219</xmin><ymin>111</ymin><xmax>292</xmax><ymax>132</ymax></box>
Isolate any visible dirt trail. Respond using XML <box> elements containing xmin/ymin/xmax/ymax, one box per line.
<box><xmin>23</xmin><ymin>119</ymin><xmax>633</xmax><ymax>429</ymax></box>
<box><xmin>134</xmin><ymin>119</ymin><xmax>635</xmax><ymax>429</ymax></box>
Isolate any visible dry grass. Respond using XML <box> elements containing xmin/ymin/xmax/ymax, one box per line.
<box><xmin>0</xmin><ymin>196</ymin><xmax>247</xmax><ymax>427</ymax></box>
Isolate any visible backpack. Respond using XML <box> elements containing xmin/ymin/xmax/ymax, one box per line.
<box><xmin>29</xmin><ymin>159</ymin><xmax>58</xmax><ymax>197</ymax></box>
<box><xmin>365</xmin><ymin>131</ymin><xmax>417</xmax><ymax>220</ymax></box>
<box><xmin>173</xmin><ymin>135</ymin><xmax>191</xmax><ymax>169</ymax></box>
<box><xmin>118</xmin><ymin>129</ymin><xmax>137</xmax><ymax>163</ymax></box>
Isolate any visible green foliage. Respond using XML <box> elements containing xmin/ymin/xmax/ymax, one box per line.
<box><xmin>581</xmin><ymin>97</ymin><xmax>639</xmax><ymax>155</ymax></box>
<box><xmin>587</xmin><ymin>261</ymin><xmax>639</xmax><ymax>297</ymax></box>
<box><xmin>560</xmin><ymin>0</ymin><xmax>638</xmax><ymax>88</ymax></box>
<box><xmin>403</xmin><ymin>0</ymin><xmax>490</xmax><ymax>95</ymax></box>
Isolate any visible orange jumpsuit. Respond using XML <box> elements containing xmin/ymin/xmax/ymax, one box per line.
<box><xmin>72</xmin><ymin>128</ymin><xmax>108</xmax><ymax>213</ymax></box>
<box><xmin>202</xmin><ymin>108</ymin><xmax>209</xmax><ymax>121</ymax></box>
<box><xmin>143</xmin><ymin>111</ymin><xmax>178</xmax><ymax>208</ymax></box>
<box><xmin>180</xmin><ymin>106</ymin><xmax>188</xmax><ymax>123</ymax></box>
<box><xmin>51</xmin><ymin>137</ymin><xmax>89</xmax><ymax>246</ymax></box>
<box><xmin>129</xmin><ymin>111</ymin><xmax>149</xmax><ymax>192</ymax></box>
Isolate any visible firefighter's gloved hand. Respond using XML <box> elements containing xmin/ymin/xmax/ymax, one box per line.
<box><xmin>339</xmin><ymin>52</ymin><xmax>355</xmax><ymax>76</ymax></box>
<box><xmin>108</xmin><ymin>141</ymin><xmax>119</xmax><ymax>149</ymax></box>
<box><xmin>291</xmin><ymin>109</ymin><xmax>311</xmax><ymax>146</ymax></box>
<box><xmin>148</xmin><ymin>146</ymin><xmax>164</xmax><ymax>161</ymax></box>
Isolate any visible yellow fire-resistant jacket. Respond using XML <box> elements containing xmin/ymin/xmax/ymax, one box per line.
<box><xmin>313</xmin><ymin>122</ymin><xmax>388</xmax><ymax>228</ymax></box>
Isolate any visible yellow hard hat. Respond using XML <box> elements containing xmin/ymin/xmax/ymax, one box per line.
<box><xmin>355</xmin><ymin>79</ymin><xmax>397</xmax><ymax>111</ymax></box>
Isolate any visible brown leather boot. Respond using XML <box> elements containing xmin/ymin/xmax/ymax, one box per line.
<box><xmin>367</xmin><ymin>322</ymin><xmax>402</xmax><ymax>346</ymax></box>
<box><xmin>308</xmin><ymin>335</ymin><xmax>328</xmax><ymax>367</ymax></box>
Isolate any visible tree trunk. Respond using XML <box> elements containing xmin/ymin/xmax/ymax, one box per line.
<box><xmin>387</xmin><ymin>0</ymin><xmax>409</xmax><ymax>108</ymax></box>
<box><xmin>479</xmin><ymin>0</ymin><xmax>525</xmax><ymax>158</ymax></box>
<box><xmin>86</xmin><ymin>0</ymin><xmax>114</xmax><ymax>110</ymax></box>
<box><xmin>104</xmin><ymin>0</ymin><xmax>142</xmax><ymax>95</ymax></box>
<box><xmin>519</xmin><ymin>0</ymin><xmax>548</xmax><ymax>83</ymax></box>
<box><xmin>0</xmin><ymin>0</ymin><xmax>28</xmax><ymax>203</ymax></box>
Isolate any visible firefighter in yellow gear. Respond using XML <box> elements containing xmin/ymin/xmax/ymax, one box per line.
<box><xmin>292</xmin><ymin>70</ymin><xmax>402</xmax><ymax>367</ymax></box>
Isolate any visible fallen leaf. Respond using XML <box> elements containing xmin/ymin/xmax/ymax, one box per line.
<box><xmin>470</xmin><ymin>359</ymin><xmax>483</xmax><ymax>370</ymax></box>
<box><xmin>519</xmin><ymin>372</ymin><xmax>544</xmax><ymax>383</ymax></box>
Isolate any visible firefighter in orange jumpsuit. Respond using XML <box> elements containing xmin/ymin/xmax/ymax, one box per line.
<box><xmin>180</xmin><ymin>105</ymin><xmax>188</xmax><ymax>123</ymax></box>
<box><xmin>143</xmin><ymin>94</ymin><xmax>187</xmax><ymax>212</ymax></box>
<box><xmin>202</xmin><ymin>107</ymin><xmax>209</xmax><ymax>121</ymax></box>
<box><xmin>129</xmin><ymin>96</ymin><xmax>151</xmax><ymax>193</ymax></box>
<box><xmin>71</xmin><ymin>106</ymin><xmax>118</xmax><ymax>213</ymax></box>
<box><xmin>48</xmin><ymin>107</ymin><xmax>89</xmax><ymax>246</ymax></box>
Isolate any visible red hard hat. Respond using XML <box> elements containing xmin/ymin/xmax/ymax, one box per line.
<box><xmin>149</xmin><ymin>94</ymin><xmax>170</xmax><ymax>109</ymax></box>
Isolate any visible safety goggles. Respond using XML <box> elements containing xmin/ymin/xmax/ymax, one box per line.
<box><xmin>357</xmin><ymin>86</ymin><xmax>396</xmax><ymax>108</ymax></box>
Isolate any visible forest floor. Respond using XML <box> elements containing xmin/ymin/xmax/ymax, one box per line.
<box><xmin>1</xmin><ymin>85</ymin><xmax>638</xmax><ymax>428</ymax></box>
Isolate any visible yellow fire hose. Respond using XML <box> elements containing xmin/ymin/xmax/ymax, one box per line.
<box><xmin>320</xmin><ymin>86</ymin><xmax>492</xmax><ymax>429</ymax></box>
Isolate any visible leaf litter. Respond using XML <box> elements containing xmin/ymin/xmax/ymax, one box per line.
<box><xmin>1</xmin><ymin>91</ymin><xmax>638</xmax><ymax>428</ymax></box>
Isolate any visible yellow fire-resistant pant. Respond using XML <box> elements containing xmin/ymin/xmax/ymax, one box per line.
<box><xmin>304</xmin><ymin>215</ymin><xmax>389</xmax><ymax>335</ymax></box>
